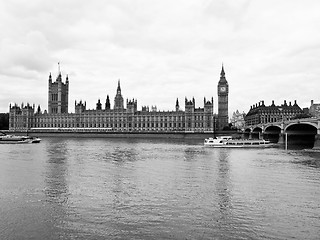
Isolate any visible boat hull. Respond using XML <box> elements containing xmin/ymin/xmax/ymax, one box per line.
<box><xmin>0</xmin><ymin>138</ymin><xmax>41</xmax><ymax>144</ymax></box>
<box><xmin>0</xmin><ymin>139</ymin><xmax>33</xmax><ymax>144</ymax></box>
<box><xmin>204</xmin><ymin>138</ymin><xmax>276</xmax><ymax>148</ymax></box>
<box><xmin>204</xmin><ymin>143</ymin><xmax>275</xmax><ymax>148</ymax></box>
<box><xmin>0</xmin><ymin>132</ymin><xmax>41</xmax><ymax>144</ymax></box>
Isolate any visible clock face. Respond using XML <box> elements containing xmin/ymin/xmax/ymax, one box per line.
<box><xmin>220</xmin><ymin>86</ymin><xmax>226</xmax><ymax>92</ymax></box>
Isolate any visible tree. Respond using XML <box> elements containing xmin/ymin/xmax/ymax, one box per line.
<box><xmin>0</xmin><ymin>113</ymin><xmax>9</xmax><ymax>130</ymax></box>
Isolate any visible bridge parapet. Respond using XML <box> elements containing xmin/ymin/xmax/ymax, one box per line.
<box><xmin>245</xmin><ymin>118</ymin><xmax>320</xmax><ymax>133</ymax></box>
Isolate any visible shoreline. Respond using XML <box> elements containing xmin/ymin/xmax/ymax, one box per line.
<box><xmin>5</xmin><ymin>130</ymin><xmax>240</xmax><ymax>140</ymax></box>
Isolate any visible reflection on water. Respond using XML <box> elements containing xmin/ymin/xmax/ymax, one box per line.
<box><xmin>45</xmin><ymin>140</ymin><xmax>69</xmax><ymax>204</ymax></box>
<box><xmin>217</xmin><ymin>150</ymin><xmax>231</xmax><ymax>214</ymax></box>
<box><xmin>289</xmin><ymin>150</ymin><xmax>320</xmax><ymax>168</ymax></box>
<box><xmin>0</xmin><ymin>137</ymin><xmax>320</xmax><ymax>240</ymax></box>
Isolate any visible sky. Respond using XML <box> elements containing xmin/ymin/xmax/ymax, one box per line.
<box><xmin>1</xmin><ymin>0</ymin><xmax>319</xmax><ymax>116</ymax></box>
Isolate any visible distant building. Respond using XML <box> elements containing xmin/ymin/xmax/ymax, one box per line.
<box><xmin>244</xmin><ymin>100</ymin><xmax>304</xmax><ymax>126</ymax></box>
<box><xmin>309</xmin><ymin>100</ymin><xmax>320</xmax><ymax>118</ymax></box>
<box><xmin>9</xmin><ymin>66</ymin><xmax>232</xmax><ymax>133</ymax></box>
<box><xmin>230</xmin><ymin>110</ymin><xmax>246</xmax><ymax>130</ymax></box>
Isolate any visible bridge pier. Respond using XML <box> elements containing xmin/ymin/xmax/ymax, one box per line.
<box><xmin>278</xmin><ymin>124</ymin><xmax>286</xmax><ymax>145</ymax></box>
<box><xmin>313</xmin><ymin>134</ymin><xmax>320</xmax><ymax>150</ymax></box>
<box><xmin>278</xmin><ymin>133</ymin><xmax>285</xmax><ymax>145</ymax></box>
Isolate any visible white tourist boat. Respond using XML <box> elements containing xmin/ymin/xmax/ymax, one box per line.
<box><xmin>0</xmin><ymin>132</ymin><xmax>41</xmax><ymax>144</ymax></box>
<box><xmin>204</xmin><ymin>136</ymin><xmax>232</xmax><ymax>147</ymax></box>
<box><xmin>204</xmin><ymin>136</ymin><xmax>275</xmax><ymax>148</ymax></box>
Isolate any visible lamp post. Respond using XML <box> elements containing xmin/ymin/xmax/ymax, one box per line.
<box><xmin>278</xmin><ymin>107</ymin><xmax>288</xmax><ymax>150</ymax></box>
<box><xmin>213</xmin><ymin>115</ymin><xmax>216</xmax><ymax>138</ymax></box>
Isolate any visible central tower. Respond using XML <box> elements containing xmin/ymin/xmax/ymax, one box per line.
<box><xmin>217</xmin><ymin>65</ymin><xmax>229</xmax><ymax>130</ymax></box>
<box><xmin>48</xmin><ymin>65</ymin><xmax>69</xmax><ymax>114</ymax></box>
<box><xmin>114</xmin><ymin>80</ymin><xmax>124</xmax><ymax>110</ymax></box>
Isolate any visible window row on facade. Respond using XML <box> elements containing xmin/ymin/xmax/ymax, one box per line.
<box><xmin>10</xmin><ymin>112</ymin><xmax>215</xmax><ymax>132</ymax></box>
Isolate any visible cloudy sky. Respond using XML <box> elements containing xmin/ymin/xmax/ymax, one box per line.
<box><xmin>1</xmin><ymin>0</ymin><xmax>319</xmax><ymax>116</ymax></box>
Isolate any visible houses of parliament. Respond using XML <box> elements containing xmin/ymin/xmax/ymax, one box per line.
<box><xmin>9</xmin><ymin>66</ymin><xmax>229</xmax><ymax>133</ymax></box>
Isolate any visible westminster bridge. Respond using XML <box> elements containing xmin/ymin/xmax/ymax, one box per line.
<box><xmin>244</xmin><ymin>117</ymin><xmax>320</xmax><ymax>149</ymax></box>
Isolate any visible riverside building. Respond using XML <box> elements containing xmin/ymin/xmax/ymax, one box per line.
<box><xmin>9</xmin><ymin>66</ymin><xmax>230</xmax><ymax>133</ymax></box>
<box><xmin>244</xmin><ymin>100</ymin><xmax>304</xmax><ymax>126</ymax></box>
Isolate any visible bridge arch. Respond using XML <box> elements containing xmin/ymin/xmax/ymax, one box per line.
<box><xmin>244</xmin><ymin>128</ymin><xmax>251</xmax><ymax>139</ymax></box>
<box><xmin>253</xmin><ymin>127</ymin><xmax>262</xmax><ymax>132</ymax></box>
<box><xmin>245</xmin><ymin>119</ymin><xmax>320</xmax><ymax>148</ymax></box>
<box><xmin>284</xmin><ymin>123</ymin><xmax>317</xmax><ymax>148</ymax></box>
<box><xmin>264</xmin><ymin>125</ymin><xmax>281</xmax><ymax>142</ymax></box>
<box><xmin>285</xmin><ymin>122</ymin><xmax>318</xmax><ymax>131</ymax></box>
<box><xmin>265</xmin><ymin>125</ymin><xmax>281</xmax><ymax>133</ymax></box>
<box><xmin>252</xmin><ymin>127</ymin><xmax>262</xmax><ymax>139</ymax></box>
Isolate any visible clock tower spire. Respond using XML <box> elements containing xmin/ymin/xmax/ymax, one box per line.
<box><xmin>217</xmin><ymin>64</ymin><xmax>229</xmax><ymax>130</ymax></box>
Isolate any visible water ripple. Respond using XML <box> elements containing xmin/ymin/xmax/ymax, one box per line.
<box><xmin>1</xmin><ymin>138</ymin><xmax>319</xmax><ymax>239</ymax></box>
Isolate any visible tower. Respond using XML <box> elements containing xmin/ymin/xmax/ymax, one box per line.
<box><xmin>96</xmin><ymin>99</ymin><xmax>102</xmax><ymax>110</ymax></box>
<box><xmin>217</xmin><ymin>64</ymin><xmax>229</xmax><ymax>130</ymax></box>
<box><xmin>75</xmin><ymin>100</ymin><xmax>86</xmax><ymax>114</ymax></box>
<box><xmin>185</xmin><ymin>97</ymin><xmax>195</xmax><ymax>131</ymax></box>
<box><xmin>204</xmin><ymin>97</ymin><xmax>214</xmax><ymax>131</ymax></box>
<box><xmin>175</xmin><ymin>98</ymin><xmax>179</xmax><ymax>111</ymax></box>
<box><xmin>48</xmin><ymin>64</ymin><xmax>69</xmax><ymax>114</ymax></box>
<box><xmin>105</xmin><ymin>95</ymin><xmax>111</xmax><ymax>110</ymax></box>
<box><xmin>114</xmin><ymin>80</ymin><xmax>124</xmax><ymax>110</ymax></box>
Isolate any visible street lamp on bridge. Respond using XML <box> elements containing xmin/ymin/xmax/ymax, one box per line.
<box><xmin>278</xmin><ymin>107</ymin><xmax>288</xmax><ymax>150</ymax></box>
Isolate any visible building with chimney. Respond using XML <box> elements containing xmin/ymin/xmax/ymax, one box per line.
<box><xmin>244</xmin><ymin>100</ymin><xmax>304</xmax><ymax>126</ymax></box>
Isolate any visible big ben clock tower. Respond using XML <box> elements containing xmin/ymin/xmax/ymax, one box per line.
<box><xmin>217</xmin><ymin>65</ymin><xmax>229</xmax><ymax>130</ymax></box>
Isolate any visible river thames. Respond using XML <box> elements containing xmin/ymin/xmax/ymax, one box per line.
<box><xmin>0</xmin><ymin>137</ymin><xmax>319</xmax><ymax>239</ymax></box>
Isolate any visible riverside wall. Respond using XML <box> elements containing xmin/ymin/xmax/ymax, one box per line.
<box><xmin>5</xmin><ymin>130</ymin><xmax>241</xmax><ymax>140</ymax></box>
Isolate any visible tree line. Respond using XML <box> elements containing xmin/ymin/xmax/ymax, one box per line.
<box><xmin>0</xmin><ymin>113</ymin><xmax>9</xmax><ymax>130</ymax></box>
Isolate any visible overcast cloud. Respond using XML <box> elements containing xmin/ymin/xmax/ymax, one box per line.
<box><xmin>1</xmin><ymin>0</ymin><xmax>319</xmax><ymax>115</ymax></box>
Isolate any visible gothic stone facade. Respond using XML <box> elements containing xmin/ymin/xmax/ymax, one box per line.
<box><xmin>217</xmin><ymin>65</ymin><xmax>229</xmax><ymax>130</ymax></box>
<box><xmin>48</xmin><ymin>72</ymin><xmax>69</xmax><ymax>114</ymax></box>
<box><xmin>9</xmin><ymin>70</ymin><xmax>224</xmax><ymax>133</ymax></box>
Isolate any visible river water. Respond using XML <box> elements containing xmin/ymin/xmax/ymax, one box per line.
<box><xmin>0</xmin><ymin>137</ymin><xmax>319</xmax><ymax>240</ymax></box>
